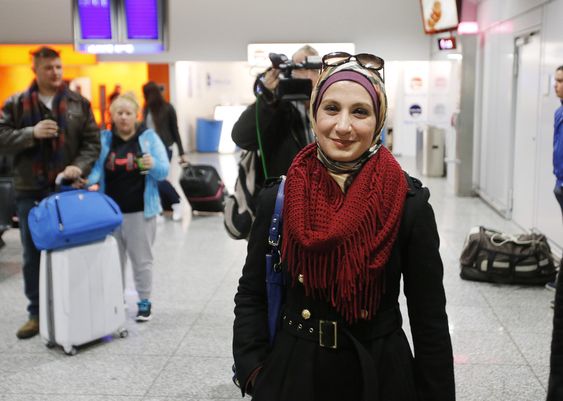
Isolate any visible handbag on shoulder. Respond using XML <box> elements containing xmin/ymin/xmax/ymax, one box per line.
<box><xmin>231</xmin><ymin>176</ymin><xmax>285</xmax><ymax>389</ymax></box>
<box><xmin>459</xmin><ymin>226</ymin><xmax>556</xmax><ymax>285</ymax></box>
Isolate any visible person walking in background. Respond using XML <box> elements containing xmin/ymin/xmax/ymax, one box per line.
<box><xmin>233</xmin><ymin>53</ymin><xmax>455</xmax><ymax>400</ymax></box>
<box><xmin>0</xmin><ymin>46</ymin><xmax>100</xmax><ymax>339</ymax></box>
<box><xmin>108</xmin><ymin>84</ymin><xmax>122</xmax><ymax>105</ymax></box>
<box><xmin>87</xmin><ymin>92</ymin><xmax>169</xmax><ymax>322</ymax></box>
<box><xmin>104</xmin><ymin>84</ymin><xmax>122</xmax><ymax>129</ymax></box>
<box><xmin>547</xmin><ymin>64</ymin><xmax>563</xmax><ymax>401</ymax></box>
<box><xmin>142</xmin><ymin>81</ymin><xmax>188</xmax><ymax>221</ymax></box>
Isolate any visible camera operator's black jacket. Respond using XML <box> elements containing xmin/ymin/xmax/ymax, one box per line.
<box><xmin>231</xmin><ymin>93</ymin><xmax>310</xmax><ymax>183</ymax></box>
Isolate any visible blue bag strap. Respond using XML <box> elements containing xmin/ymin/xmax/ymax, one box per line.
<box><xmin>268</xmin><ymin>176</ymin><xmax>286</xmax><ymax>249</ymax></box>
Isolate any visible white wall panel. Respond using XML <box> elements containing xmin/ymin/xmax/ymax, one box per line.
<box><xmin>478</xmin><ymin>0</ymin><xmax>548</xmax><ymax>31</ymax></box>
<box><xmin>477</xmin><ymin>25</ymin><xmax>515</xmax><ymax>214</ymax></box>
<box><xmin>476</xmin><ymin>4</ymin><xmax>543</xmax><ymax>214</ymax></box>
<box><xmin>476</xmin><ymin>0</ymin><xmax>563</xmax><ymax>249</ymax></box>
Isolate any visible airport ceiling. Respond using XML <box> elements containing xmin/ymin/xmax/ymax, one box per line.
<box><xmin>1</xmin><ymin>0</ymin><xmax>434</xmax><ymax>61</ymax></box>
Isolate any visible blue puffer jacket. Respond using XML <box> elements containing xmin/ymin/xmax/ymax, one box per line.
<box><xmin>87</xmin><ymin>128</ymin><xmax>169</xmax><ymax>218</ymax></box>
<box><xmin>554</xmin><ymin>101</ymin><xmax>563</xmax><ymax>186</ymax></box>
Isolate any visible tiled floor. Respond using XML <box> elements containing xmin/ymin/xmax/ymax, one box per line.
<box><xmin>0</xmin><ymin>152</ymin><xmax>556</xmax><ymax>401</ymax></box>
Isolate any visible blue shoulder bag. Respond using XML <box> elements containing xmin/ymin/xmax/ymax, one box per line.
<box><xmin>265</xmin><ymin>176</ymin><xmax>286</xmax><ymax>344</ymax></box>
<box><xmin>232</xmin><ymin>176</ymin><xmax>286</xmax><ymax>389</ymax></box>
<box><xmin>28</xmin><ymin>188</ymin><xmax>122</xmax><ymax>251</ymax></box>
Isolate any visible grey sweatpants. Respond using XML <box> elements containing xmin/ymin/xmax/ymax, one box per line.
<box><xmin>113</xmin><ymin>212</ymin><xmax>156</xmax><ymax>301</ymax></box>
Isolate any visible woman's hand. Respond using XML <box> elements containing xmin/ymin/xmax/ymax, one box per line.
<box><xmin>179</xmin><ymin>154</ymin><xmax>189</xmax><ymax>167</ymax></box>
<box><xmin>246</xmin><ymin>366</ymin><xmax>262</xmax><ymax>395</ymax></box>
<box><xmin>142</xmin><ymin>154</ymin><xmax>154</xmax><ymax>170</ymax></box>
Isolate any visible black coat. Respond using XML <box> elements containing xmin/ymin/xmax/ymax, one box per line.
<box><xmin>233</xmin><ymin>175</ymin><xmax>455</xmax><ymax>401</ymax></box>
<box><xmin>231</xmin><ymin>96</ymin><xmax>310</xmax><ymax>182</ymax></box>
<box><xmin>142</xmin><ymin>103</ymin><xmax>184</xmax><ymax>155</ymax></box>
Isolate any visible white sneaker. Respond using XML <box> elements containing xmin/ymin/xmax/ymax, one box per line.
<box><xmin>171</xmin><ymin>203</ymin><xmax>183</xmax><ymax>221</ymax></box>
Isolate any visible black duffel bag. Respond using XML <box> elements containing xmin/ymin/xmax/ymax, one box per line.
<box><xmin>460</xmin><ymin>226</ymin><xmax>556</xmax><ymax>285</ymax></box>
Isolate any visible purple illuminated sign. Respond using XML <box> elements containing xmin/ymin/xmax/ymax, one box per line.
<box><xmin>124</xmin><ymin>0</ymin><xmax>159</xmax><ymax>40</ymax></box>
<box><xmin>77</xmin><ymin>0</ymin><xmax>113</xmax><ymax>40</ymax></box>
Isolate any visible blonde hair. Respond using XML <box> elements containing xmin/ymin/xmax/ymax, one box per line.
<box><xmin>109</xmin><ymin>91</ymin><xmax>140</xmax><ymax>116</ymax></box>
<box><xmin>294</xmin><ymin>45</ymin><xmax>318</xmax><ymax>57</ymax></box>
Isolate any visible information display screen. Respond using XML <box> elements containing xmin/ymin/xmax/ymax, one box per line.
<box><xmin>437</xmin><ymin>37</ymin><xmax>457</xmax><ymax>50</ymax></box>
<box><xmin>74</xmin><ymin>0</ymin><xmax>166</xmax><ymax>53</ymax></box>
<box><xmin>124</xmin><ymin>0</ymin><xmax>159</xmax><ymax>40</ymax></box>
<box><xmin>77</xmin><ymin>0</ymin><xmax>113</xmax><ymax>40</ymax></box>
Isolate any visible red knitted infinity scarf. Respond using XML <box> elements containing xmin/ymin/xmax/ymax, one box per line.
<box><xmin>282</xmin><ymin>143</ymin><xmax>408</xmax><ymax>323</ymax></box>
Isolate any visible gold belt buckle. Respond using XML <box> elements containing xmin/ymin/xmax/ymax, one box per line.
<box><xmin>319</xmin><ymin>320</ymin><xmax>338</xmax><ymax>349</ymax></box>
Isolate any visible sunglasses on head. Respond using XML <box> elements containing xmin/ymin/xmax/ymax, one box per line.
<box><xmin>322</xmin><ymin>52</ymin><xmax>385</xmax><ymax>81</ymax></box>
<box><xmin>322</xmin><ymin>52</ymin><xmax>384</xmax><ymax>70</ymax></box>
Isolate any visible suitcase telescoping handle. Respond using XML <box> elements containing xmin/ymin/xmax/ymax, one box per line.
<box><xmin>183</xmin><ymin>163</ymin><xmax>201</xmax><ymax>178</ymax></box>
<box><xmin>46</xmin><ymin>252</ymin><xmax>56</xmax><ymax>345</ymax></box>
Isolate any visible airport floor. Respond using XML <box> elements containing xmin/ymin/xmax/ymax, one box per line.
<box><xmin>0</xmin><ymin>151</ymin><xmax>556</xmax><ymax>401</ymax></box>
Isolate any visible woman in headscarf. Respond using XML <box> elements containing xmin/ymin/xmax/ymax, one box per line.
<box><xmin>233</xmin><ymin>53</ymin><xmax>455</xmax><ymax>401</ymax></box>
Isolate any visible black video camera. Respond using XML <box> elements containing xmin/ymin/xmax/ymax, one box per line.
<box><xmin>263</xmin><ymin>52</ymin><xmax>321</xmax><ymax>101</ymax></box>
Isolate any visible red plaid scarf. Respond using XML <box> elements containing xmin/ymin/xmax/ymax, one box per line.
<box><xmin>281</xmin><ymin>143</ymin><xmax>408</xmax><ymax>323</ymax></box>
<box><xmin>21</xmin><ymin>81</ymin><xmax>68</xmax><ymax>188</ymax></box>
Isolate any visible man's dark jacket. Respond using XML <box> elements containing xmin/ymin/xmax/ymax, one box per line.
<box><xmin>0</xmin><ymin>90</ymin><xmax>100</xmax><ymax>192</ymax></box>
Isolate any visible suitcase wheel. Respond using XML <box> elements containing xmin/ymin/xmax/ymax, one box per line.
<box><xmin>63</xmin><ymin>345</ymin><xmax>77</xmax><ymax>356</ymax></box>
<box><xmin>43</xmin><ymin>340</ymin><xmax>55</xmax><ymax>349</ymax></box>
<box><xmin>118</xmin><ymin>328</ymin><xmax>129</xmax><ymax>339</ymax></box>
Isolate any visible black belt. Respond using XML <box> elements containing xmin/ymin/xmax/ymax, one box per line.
<box><xmin>281</xmin><ymin>306</ymin><xmax>402</xmax><ymax>349</ymax></box>
<box><xmin>281</xmin><ymin>306</ymin><xmax>402</xmax><ymax>401</ymax></box>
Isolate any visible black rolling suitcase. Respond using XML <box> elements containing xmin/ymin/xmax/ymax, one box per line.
<box><xmin>180</xmin><ymin>164</ymin><xmax>226</xmax><ymax>212</ymax></box>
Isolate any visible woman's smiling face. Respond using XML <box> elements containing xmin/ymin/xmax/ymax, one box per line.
<box><xmin>315</xmin><ymin>80</ymin><xmax>377</xmax><ymax>162</ymax></box>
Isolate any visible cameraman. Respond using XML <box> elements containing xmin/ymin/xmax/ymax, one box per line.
<box><xmin>231</xmin><ymin>45</ymin><xmax>319</xmax><ymax>183</ymax></box>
